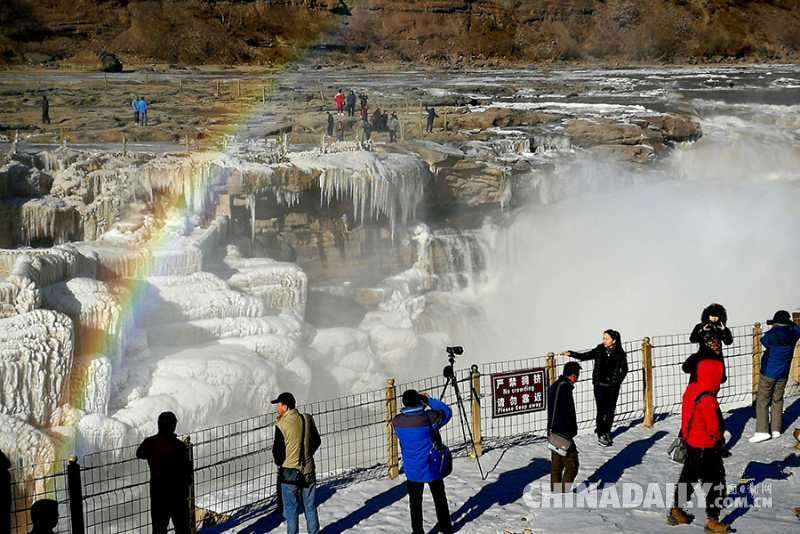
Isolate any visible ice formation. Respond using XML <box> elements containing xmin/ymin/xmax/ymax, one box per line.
<box><xmin>0</xmin><ymin>310</ymin><xmax>74</xmax><ymax>426</ymax></box>
<box><xmin>289</xmin><ymin>150</ymin><xmax>431</xmax><ymax>238</ymax></box>
<box><xmin>140</xmin><ymin>273</ymin><xmax>267</xmax><ymax>326</ymax></box>
<box><xmin>221</xmin><ymin>245</ymin><xmax>308</xmax><ymax>316</ymax></box>
<box><xmin>0</xmin><ymin>413</ymin><xmax>56</xmax><ymax>478</ymax></box>
<box><xmin>41</xmin><ymin>277</ymin><xmax>124</xmax><ymax>361</ymax></box>
<box><xmin>93</xmin><ymin>343</ymin><xmax>282</xmax><ymax>451</ymax></box>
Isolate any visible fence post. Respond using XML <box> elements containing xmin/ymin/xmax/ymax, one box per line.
<box><xmin>66</xmin><ymin>456</ymin><xmax>85</xmax><ymax>534</ymax></box>
<box><xmin>470</xmin><ymin>365</ymin><xmax>483</xmax><ymax>458</ymax></box>
<box><xmin>793</xmin><ymin>312</ymin><xmax>800</xmax><ymax>384</ymax></box>
<box><xmin>184</xmin><ymin>436</ymin><xmax>197</xmax><ymax>534</ymax></box>
<box><xmin>386</xmin><ymin>379</ymin><xmax>400</xmax><ymax>479</ymax></box>
<box><xmin>642</xmin><ymin>337</ymin><xmax>654</xmax><ymax>428</ymax></box>
<box><xmin>753</xmin><ymin>322</ymin><xmax>763</xmax><ymax>403</ymax></box>
<box><xmin>546</xmin><ymin>352</ymin><xmax>556</xmax><ymax>385</ymax></box>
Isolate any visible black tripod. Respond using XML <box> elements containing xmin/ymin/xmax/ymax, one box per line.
<box><xmin>439</xmin><ymin>347</ymin><xmax>486</xmax><ymax>480</ymax></box>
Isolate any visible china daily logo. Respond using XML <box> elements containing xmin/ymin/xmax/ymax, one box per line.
<box><xmin>523</xmin><ymin>482</ymin><xmax>773</xmax><ymax>510</ymax></box>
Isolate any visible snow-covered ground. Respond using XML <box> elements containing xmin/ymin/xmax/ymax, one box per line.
<box><xmin>234</xmin><ymin>400</ymin><xmax>800</xmax><ymax>533</ymax></box>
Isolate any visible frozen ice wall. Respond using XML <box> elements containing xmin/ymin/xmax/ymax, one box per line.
<box><xmin>289</xmin><ymin>150</ymin><xmax>431</xmax><ymax>238</ymax></box>
<box><xmin>0</xmin><ymin>310</ymin><xmax>74</xmax><ymax>426</ymax></box>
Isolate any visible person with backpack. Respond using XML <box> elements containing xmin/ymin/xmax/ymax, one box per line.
<box><xmin>272</xmin><ymin>392</ymin><xmax>321</xmax><ymax>534</ymax></box>
<box><xmin>750</xmin><ymin>310</ymin><xmax>800</xmax><ymax>443</ymax></box>
<box><xmin>548</xmin><ymin>361</ymin><xmax>581</xmax><ymax>492</ymax></box>
<box><xmin>668</xmin><ymin>358</ymin><xmax>730</xmax><ymax>533</ymax></box>
<box><xmin>562</xmin><ymin>329</ymin><xmax>628</xmax><ymax>447</ymax></box>
<box><xmin>392</xmin><ymin>389</ymin><xmax>453</xmax><ymax>534</ymax></box>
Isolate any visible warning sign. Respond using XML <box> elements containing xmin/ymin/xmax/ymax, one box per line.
<box><xmin>491</xmin><ymin>368</ymin><xmax>547</xmax><ymax>418</ymax></box>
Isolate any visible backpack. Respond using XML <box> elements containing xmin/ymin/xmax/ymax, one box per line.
<box><xmin>424</xmin><ymin>411</ymin><xmax>453</xmax><ymax>479</ymax></box>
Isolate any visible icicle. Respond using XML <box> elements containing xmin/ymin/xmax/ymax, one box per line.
<box><xmin>249</xmin><ymin>194</ymin><xmax>256</xmax><ymax>248</ymax></box>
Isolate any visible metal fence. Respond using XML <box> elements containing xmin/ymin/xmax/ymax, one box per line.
<box><xmin>7</xmin><ymin>322</ymin><xmax>800</xmax><ymax>533</ymax></box>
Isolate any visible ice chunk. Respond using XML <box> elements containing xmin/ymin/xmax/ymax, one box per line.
<box><xmin>0</xmin><ymin>310</ymin><xmax>74</xmax><ymax>426</ymax></box>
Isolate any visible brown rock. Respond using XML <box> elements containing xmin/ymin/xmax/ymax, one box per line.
<box><xmin>590</xmin><ymin>144</ymin><xmax>655</xmax><ymax>165</ymax></box>
<box><xmin>452</xmin><ymin>108</ymin><xmax>562</xmax><ymax>130</ymax></box>
<box><xmin>565</xmin><ymin>119</ymin><xmax>645</xmax><ymax>147</ymax></box>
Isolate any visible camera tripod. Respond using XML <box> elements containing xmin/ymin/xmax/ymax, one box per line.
<box><xmin>439</xmin><ymin>347</ymin><xmax>486</xmax><ymax>480</ymax></box>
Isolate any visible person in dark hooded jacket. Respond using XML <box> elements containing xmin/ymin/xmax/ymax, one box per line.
<box><xmin>750</xmin><ymin>310</ymin><xmax>800</xmax><ymax>443</ymax></box>
<box><xmin>136</xmin><ymin>412</ymin><xmax>192</xmax><ymax>534</ymax></box>
<box><xmin>684</xmin><ymin>303</ymin><xmax>733</xmax><ymax>384</ymax></box>
<box><xmin>562</xmin><ymin>329</ymin><xmax>628</xmax><ymax>447</ymax></box>
<box><xmin>548</xmin><ymin>361</ymin><xmax>581</xmax><ymax>492</ymax></box>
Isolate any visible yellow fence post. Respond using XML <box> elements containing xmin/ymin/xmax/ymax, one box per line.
<box><xmin>643</xmin><ymin>337</ymin><xmax>654</xmax><ymax>428</ymax></box>
<box><xmin>386</xmin><ymin>378</ymin><xmax>400</xmax><ymax>479</ymax></box>
<box><xmin>546</xmin><ymin>352</ymin><xmax>556</xmax><ymax>385</ymax></box>
<box><xmin>470</xmin><ymin>365</ymin><xmax>482</xmax><ymax>458</ymax></box>
<box><xmin>753</xmin><ymin>322</ymin><xmax>763</xmax><ymax>402</ymax></box>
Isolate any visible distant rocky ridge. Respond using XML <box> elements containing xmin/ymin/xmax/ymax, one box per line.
<box><xmin>1</xmin><ymin>1</ymin><xmax>798</xmax><ymax>67</ymax></box>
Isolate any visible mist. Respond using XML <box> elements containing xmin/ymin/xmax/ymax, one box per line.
<box><xmin>463</xmin><ymin>118</ymin><xmax>800</xmax><ymax>362</ymax></box>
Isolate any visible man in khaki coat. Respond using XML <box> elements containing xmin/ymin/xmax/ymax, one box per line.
<box><xmin>272</xmin><ymin>392</ymin><xmax>321</xmax><ymax>534</ymax></box>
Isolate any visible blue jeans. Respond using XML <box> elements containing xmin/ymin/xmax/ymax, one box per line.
<box><xmin>281</xmin><ymin>482</ymin><xmax>319</xmax><ymax>534</ymax></box>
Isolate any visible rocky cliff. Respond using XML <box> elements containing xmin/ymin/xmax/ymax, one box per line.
<box><xmin>1</xmin><ymin>1</ymin><xmax>799</xmax><ymax>67</ymax></box>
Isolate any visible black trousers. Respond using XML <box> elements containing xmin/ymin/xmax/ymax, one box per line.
<box><xmin>674</xmin><ymin>446</ymin><xmax>726</xmax><ymax>520</ymax></box>
<box><xmin>150</xmin><ymin>492</ymin><xmax>191</xmax><ymax>534</ymax></box>
<box><xmin>407</xmin><ymin>479</ymin><xmax>452</xmax><ymax>534</ymax></box>
<box><xmin>594</xmin><ymin>384</ymin><xmax>621</xmax><ymax>436</ymax></box>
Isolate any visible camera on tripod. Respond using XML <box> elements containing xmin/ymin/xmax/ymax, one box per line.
<box><xmin>438</xmin><ymin>344</ymin><xmax>486</xmax><ymax>480</ymax></box>
<box><xmin>443</xmin><ymin>346</ymin><xmax>464</xmax><ymax>379</ymax></box>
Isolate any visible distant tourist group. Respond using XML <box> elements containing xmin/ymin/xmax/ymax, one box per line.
<box><xmin>3</xmin><ymin>305</ymin><xmax>798</xmax><ymax>534</ymax></box>
<box><xmin>327</xmin><ymin>88</ymin><xmax>440</xmax><ymax>144</ymax></box>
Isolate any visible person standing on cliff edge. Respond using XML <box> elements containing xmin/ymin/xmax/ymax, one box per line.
<box><xmin>41</xmin><ymin>94</ymin><xmax>51</xmax><ymax>125</ymax></box>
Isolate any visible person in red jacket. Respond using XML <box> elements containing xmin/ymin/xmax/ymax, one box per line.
<box><xmin>668</xmin><ymin>358</ymin><xmax>730</xmax><ymax>533</ymax></box>
<box><xmin>334</xmin><ymin>89</ymin><xmax>345</xmax><ymax>113</ymax></box>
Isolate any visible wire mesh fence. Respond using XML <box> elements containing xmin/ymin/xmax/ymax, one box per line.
<box><xmin>6</xmin><ymin>322</ymin><xmax>800</xmax><ymax>532</ymax></box>
<box><xmin>9</xmin><ymin>460</ymin><xmax>71</xmax><ymax>534</ymax></box>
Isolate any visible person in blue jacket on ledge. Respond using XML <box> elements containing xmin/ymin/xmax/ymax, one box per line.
<box><xmin>392</xmin><ymin>389</ymin><xmax>453</xmax><ymax>534</ymax></box>
<box><xmin>750</xmin><ymin>310</ymin><xmax>800</xmax><ymax>443</ymax></box>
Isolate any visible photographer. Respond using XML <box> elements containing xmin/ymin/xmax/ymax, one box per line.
<box><xmin>272</xmin><ymin>392</ymin><xmax>321</xmax><ymax>534</ymax></box>
<box><xmin>562</xmin><ymin>329</ymin><xmax>628</xmax><ymax>447</ymax></box>
<box><xmin>392</xmin><ymin>389</ymin><xmax>453</xmax><ymax>534</ymax></box>
<box><xmin>684</xmin><ymin>303</ymin><xmax>733</xmax><ymax>384</ymax></box>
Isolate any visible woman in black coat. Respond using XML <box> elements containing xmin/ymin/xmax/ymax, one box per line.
<box><xmin>561</xmin><ymin>329</ymin><xmax>628</xmax><ymax>447</ymax></box>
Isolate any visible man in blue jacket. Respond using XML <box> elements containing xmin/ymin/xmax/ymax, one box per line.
<box><xmin>750</xmin><ymin>310</ymin><xmax>800</xmax><ymax>443</ymax></box>
<box><xmin>392</xmin><ymin>389</ymin><xmax>453</xmax><ymax>534</ymax></box>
